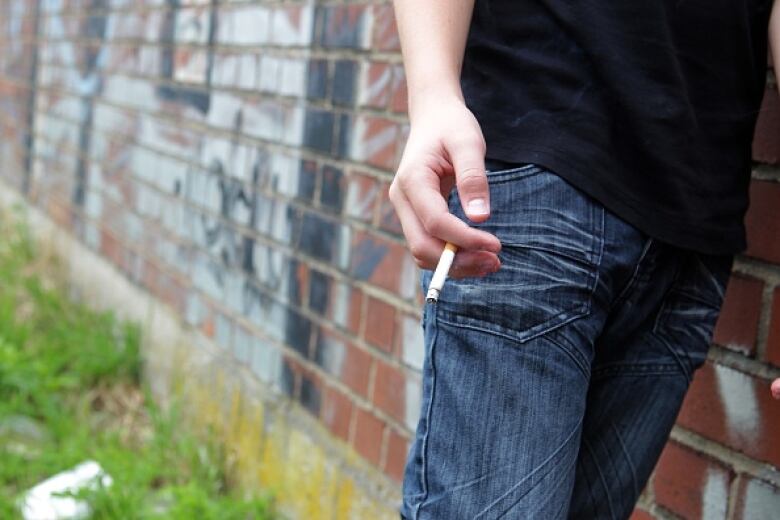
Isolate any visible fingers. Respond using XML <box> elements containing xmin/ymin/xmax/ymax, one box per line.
<box><xmin>771</xmin><ymin>379</ymin><xmax>780</xmax><ymax>400</ymax></box>
<box><xmin>398</xmin><ymin>168</ymin><xmax>501</xmax><ymax>253</ymax></box>
<box><xmin>391</xmin><ymin>185</ymin><xmax>500</xmax><ymax>278</ymax></box>
<box><xmin>446</xmin><ymin>135</ymin><xmax>491</xmax><ymax>223</ymax></box>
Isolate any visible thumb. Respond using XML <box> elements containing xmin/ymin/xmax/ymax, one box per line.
<box><xmin>448</xmin><ymin>138</ymin><xmax>490</xmax><ymax>223</ymax></box>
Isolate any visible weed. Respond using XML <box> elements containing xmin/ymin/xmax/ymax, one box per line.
<box><xmin>0</xmin><ymin>212</ymin><xmax>275</xmax><ymax>519</ymax></box>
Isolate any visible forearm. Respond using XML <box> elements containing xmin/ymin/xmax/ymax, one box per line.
<box><xmin>771</xmin><ymin>0</ymin><xmax>780</xmax><ymax>94</ymax></box>
<box><xmin>392</xmin><ymin>0</ymin><xmax>475</xmax><ymax>120</ymax></box>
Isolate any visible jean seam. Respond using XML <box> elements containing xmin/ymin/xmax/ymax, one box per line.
<box><xmin>607</xmin><ymin>236</ymin><xmax>654</xmax><ymax>314</ymax></box>
<box><xmin>435</xmin><ymin>304</ymin><xmax>590</xmax><ymax>345</ymax></box>
<box><xmin>591</xmin><ymin>362</ymin><xmax>688</xmax><ymax>379</ymax></box>
<box><xmin>582</xmin><ymin>438</ymin><xmax>618</xmax><ymax>520</ymax></box>
<box><xmin>414</xmin><ymin>307</ymin><xmax>440</xmax><ymax>520</ymax></box>
<box><xmin>610</xmin><ymin>422</ymin><xmax>639</xmax><ymax>500</ymax></box>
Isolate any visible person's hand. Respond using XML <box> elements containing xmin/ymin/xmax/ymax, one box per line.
<box><xmin>771</xmin><ymin>379</ymin><xmax>780</xmax><ymax>400</ymax></box>
<box><xmin>390</xmin><ymin>94</ymin><xmax>501</xmax><ymax>278</ymax></box>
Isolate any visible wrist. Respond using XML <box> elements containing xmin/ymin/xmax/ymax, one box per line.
<box><xmin>408</xmin><ymin>85</ymin><xmax>465</xmax><ymax>122</ymax></box>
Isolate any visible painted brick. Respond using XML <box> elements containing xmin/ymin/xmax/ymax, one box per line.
<box><xmin>401</xmin><ymin>313</ymin><xmax>424</xmax><ymax>372</ymax></box>
<box><xmin>389</xmin><ymin>64</ymin><xmax>408</xmax><ymax>114</ymax></box>
<box><xmin>318</xmin><ymin>5</ymin><xmax>370</xmax><ymax>50</ymax></box>
<box><xmin>767</xmin><ymin>287</ymin><xmax>780</xmax><ymax>367</ymax></box>
<box><xmin>327</xmin><ymin>281</ymin><xmax>363</xmax><ymax>336</ymax></box>
<box><xmin>332</xmin><ymin>59</ymin><xmax>358</xmax><ymax>107</ymax></box>
<box><xmin>744</xmin><ymin>180</ymin><xmax>780</xmax><ymax>264</ymax></box>
<box><xmin>733</xmin><ymin>477</ymin><xmax>780</xmax><ymax>520</ymax></box>
<box><xmin>320</xmin><ymin>164</ymin><xmax>344</xmax><ymax>213</ymax></box>
<box><xmin>308</xmin><ymin>269</ymin><xmax>331</xmax><ymax>315</ymax></box>
<box><xmin>358</xmin><ymin>61</ymin><xmax>392</xmax><ymax>109</ymax></box>
<box><xmin>677</xmin><ymin>362</ymin><xmax>780</xmax><ymax>467</ymax></box>
<box><xmin>349</xmin><ymin>115</ymin><xmax>399</xmax><ymax>171</ymax></box>
<box><xmin>371</xmin><ymin>4</ymin><xmax>401</xmax><ymax>52</ymax></box>
<box><xmin>344</xmin><ymin>170</ymin><xmax>379</xmax><ymax>222</ymax></box>
<box><xmin>299</xmin><ymin>369</ymin><xmax>322</xmax><ymax>416</ymax></box>
<box><xmin>270</xmin><ymin>5</ymin><xmax>314</xmax><ymax>47</ymax></box>
<box><xmin>314</xmin><ymin>326</ymin><xmax>346</xmax><ymax>376</ymax></box>
<box><xmin>712</xmin><ymin>274</ymin><xmax>763</xmax><ymax>355</ymax></box>
<box><xmin>654</xmin><ymin>441</ymin><xmax>732</xmax><ymax>520</ymax></box>
<box><xmin>297</xmin><ymin>159</ymin><xmax>317</xmax><ymax>202</ymax></box>
<box><xmin>353</xmin><ymin>407</ymin><xmax>385</xmax><ymax>468</ymax></box>
<box><xmin>306</xmin><ymin>59</ymin><xmax>328</xmax><ymax>101</ymax></box>
<box><xmin>302</xmin><ymin>108</ymin><xmax>335</xmax><ymax>155</ymax></box>
<box><xmin>349</xmin><ymin>230</ymin><xmax>413</xmax><ymax>296</ymax></box>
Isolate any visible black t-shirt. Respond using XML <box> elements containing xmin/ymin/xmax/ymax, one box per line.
<box><xmin>461</xmin><ymin>1</ymin><xmax>773</xmax><ymax>255</ymax></box>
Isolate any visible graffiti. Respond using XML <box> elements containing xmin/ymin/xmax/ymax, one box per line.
<box><xmin>158</xmin><ymin>0</ymin><xmax>217</xmax><ymax>113</ymax></box>
<box><xmin>73</xmin><ymin>0</ymin><xmax>108</xmax><ymax>208</ymax></box>
<box><xmin>22</xmin><ymin>0</ymin><xmax>42</xmax><ymax>194</ymax></box>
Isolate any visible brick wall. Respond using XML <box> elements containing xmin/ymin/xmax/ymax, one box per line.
<box><xmin>0</xmin><ymin>1</ymin><xmax>778</xmax><ymax>518</ymax></box>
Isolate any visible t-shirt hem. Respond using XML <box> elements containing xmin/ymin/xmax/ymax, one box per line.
<box><xmin>485</xmin><ymin>145</ymin><xmax>747</xmax><ymax>256</ymax></box>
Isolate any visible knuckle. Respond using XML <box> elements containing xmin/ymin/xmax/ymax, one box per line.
<box><xmin>422</xmin><ymin>213</ymin><xmax>444</xmax><ymax>236</ymax></box>
<box><xmin>388</xmin><ymin>181</ymin><xmax>400</xmax><ymax>203</ymax></box>
<box><xmin>408</xmin><ymin>243</ymin><xmax>425</xmax><ymax>260</ymax></box>
<box><xmin>458</xmin><ymin>170</ymin><xmax>486</xmax><ymax>187</ymax></box>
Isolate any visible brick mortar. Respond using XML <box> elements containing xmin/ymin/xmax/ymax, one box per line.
<box><xmin>670</xmin><ymin>427</ymin><xmax>780</xmax><ymax>488</ymax></box>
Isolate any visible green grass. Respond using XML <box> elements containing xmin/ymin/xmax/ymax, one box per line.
<box><xmin>0</xmin><ymin>210</ymin><xmax>275</xmax><ymax>519</ymax></box>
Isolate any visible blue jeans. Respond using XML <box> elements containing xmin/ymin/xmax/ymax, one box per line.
<box><xmin>400</xmin><ymin>164</ymin><xmax>732</xmax><ymax>519</ymax></box>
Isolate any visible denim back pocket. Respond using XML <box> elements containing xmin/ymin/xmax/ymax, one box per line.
<box><xmin>432</xmin><ymin>165</ymin><xmax>604</xmax><ymax>344</ymax></box>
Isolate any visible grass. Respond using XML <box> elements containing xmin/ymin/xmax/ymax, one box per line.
<box><xmin>0</xmin><ymin>210</ymin><xmax>276</xmax><ymax>519</ymax></box>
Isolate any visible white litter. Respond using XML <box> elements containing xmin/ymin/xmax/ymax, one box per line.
<box><xmin>19</xmin><ymin>460</ymin><xmax>113</xmax><ymax>520</ymax></box>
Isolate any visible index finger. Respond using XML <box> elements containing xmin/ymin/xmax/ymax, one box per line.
<box><xmin>401</xmin><ymin>171</ymin><xmax>501</xmax><ymax>253</ymax></box>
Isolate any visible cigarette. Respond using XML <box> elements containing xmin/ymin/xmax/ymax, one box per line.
<box><xmin>426</xmin><ymin>242</ymin><xmax>458</xmax><ymax>303</ymax></box>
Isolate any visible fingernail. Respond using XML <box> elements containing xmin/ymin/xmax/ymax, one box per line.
<box><xmin>467</xmin><ymin>198</ymin><xmax>488</xmax><ymax>216</ymax></box>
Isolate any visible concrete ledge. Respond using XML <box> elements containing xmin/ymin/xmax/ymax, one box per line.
<box><xmin>0</xmin><ymin>180</ymin><xmax>401</xmax><ymax>520</ymax></box>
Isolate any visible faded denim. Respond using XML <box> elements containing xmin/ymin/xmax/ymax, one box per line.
<box><xmin>400</xmin><ymin>164</ymin><xmax>732</xmax><ymax>520</ymax></box>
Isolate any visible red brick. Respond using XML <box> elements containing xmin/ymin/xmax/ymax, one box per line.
<box><xmin>326</xmin><ymin>281</ymin><xmax>364</xmax><ymax>336</ymax></box>
<box><xmin>712</xmin><ymin>275</ymin><xmax>763</xmax><ymax>355</ymax></box>
<box><xmin>372</xmin><ymin>359</ymin><xmax>406</xmax><ymax>424</ymax></box>
<box><xmin>364</xmin><ymin>296</ymin><xmax>397</xmax><ymax>353</ymax></box>
<box><xmin>733</xmin><ymin>477</ymin><xmax>780</xmax><ymax>519</ymax></box>
<box><xmin>752</xmin><ymin>87</ymin><xmax>780</xmax><ymax>165</ymax></box>
<box><xmin>654</xmin><ymin>441</ymin><xmax>732</xmax><ymax>519</ymax></box>
<box><xmin>744</xmin><ymin>180</ymin><xmax>780</xmax><ymax>264</ymax></box>
<box><xmin>383</xmin><ymin>429</ymin><xmax>409</xmax><ymax>483</ymax></box>
<box><xmin>342</xmin><ymin>342</ymin><xmax>372</xmax><ymax>397</ymax></box>
<box><xmin>766</xmin><ymin>287</ymin><xmax>780</xmax><ymax>367</ymax></box>
<box><xmin>353</xmin><ymin>407</ymin><xmax>385</xmax><ymax>466</ymax></box>
<box><xmin>377</xmin><ymin>181</ymin><xmax>403</xmax><ymax>236</ymax></box>
<box><xmin>629</xmin><ymin>509</ymin><xmax>655</xmax><ymax>520</ymax></box>
<box><xmin>677</xmin><ymin>362</ymin><xmax>780</xmax><ymax>467</ymax></box>
<box><xmin>320</xmin><ymin>386</ymin><xmax>354</xmax><ymax>442</ymax></box>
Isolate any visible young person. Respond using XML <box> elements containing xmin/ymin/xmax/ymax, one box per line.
<box><xmin>389</xmin><ymin>1</ymin><xmax>780</xmax><ymax>518</ymax></box>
